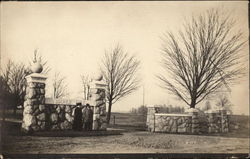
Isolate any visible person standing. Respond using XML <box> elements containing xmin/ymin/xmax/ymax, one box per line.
<box><xmin>88</xmin><ymin>105</ymin><xmax>93</xmax><ymax>130</ymax></box>
<box><xmin>82</xmin><ymin>104</ymin><xmax>88</xmax><ymax>131</ymax></box>
<box><xmin>72</xmin><ymin>103</ymin><xmax>83</xmax><ymax>131</ymax></box>
<box><xmin>85</xmin><ymin>104</ymin><xmax>93</xmax><ymax>131</ymax></box>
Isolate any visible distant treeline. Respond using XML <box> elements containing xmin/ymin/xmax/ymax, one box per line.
<box><xmin>130</xmin><ymin>104</ymin><xmax>185</xmax><ymax>116</ymax></box>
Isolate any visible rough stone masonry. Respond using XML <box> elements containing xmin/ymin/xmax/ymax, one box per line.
<box><xmin>147</xmin><ymin>107</ymin><xmax>229</xmax><ymax>134</ymax></box>
<box><xmin>22</xmin><ymin>73</ymin><xmax>47</xmax><ymax>132</ymax></box>
<box><xmin>21</xmin><ymin>73</ymin><xmax>107</xmax><ymax>133</ymax></box>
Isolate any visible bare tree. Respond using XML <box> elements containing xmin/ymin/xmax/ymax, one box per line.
<box><xmin>101</xmin><ymin>44</ymin><xmax>140</xmax><ymax>124</ymax></box>
<box><xmin>0</xmin><ymin>60</ymin><xmax>30</xmax><ymax>114</ymax></box>
<box><xmin>158</xmin><ymin>9</ymin><xmax>246</xmax><ymax>108</ymax></box>
<box><xmin>80</xmin><ymin>75</ymin><xmax>91</xmax><ymax>100</ymax></box>
<box><xmin>216</xmin><ymin>94</ymin><xmax>233</xmax><ymax>114</ymax></box>
<box><xmin>52</xmin><ymin>71</ymin><xmax>68</xmax><ymax>99</ymax></box>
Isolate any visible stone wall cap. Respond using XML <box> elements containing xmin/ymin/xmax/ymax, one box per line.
<box><xmin>155</xmin><ymin>113</ymin><xmax>192</xmax><ymax>117</ymax></box>
<box><xmin>186</xmin><ymin>108</ymin><xmax>199</xmax><ymax>113</ymax></box>
<box><xmin>45</xmin><ymin>98</ymin><xmax>89</xmax><ymax>105</ymax></box>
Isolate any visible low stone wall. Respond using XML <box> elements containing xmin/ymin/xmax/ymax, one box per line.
<box><xmin>147</xmin><ymin>107</ymin><xmax>229</xmax><ymax>134</ymax></box>
<box><xmin>154</xmin><ymin>114</ymin><xmax>192</xmax><ymax>133</ymax></box>
<box><xmin>43</xmin><ymin>98</ymin><xmax>87</xmax><ymax>131</ymax></box>
<box><xmin>45</xmin><ymin>103</ymin><xmax>76</xmax><ymax>130</ymax></box>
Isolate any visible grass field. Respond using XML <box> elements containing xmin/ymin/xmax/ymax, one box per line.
<box><xmin>108</xmin><ymin>112</ymin><xmax>147</xmax><ymax>131</ymax></box>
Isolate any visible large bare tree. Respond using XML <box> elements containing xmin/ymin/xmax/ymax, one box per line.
<box><xmin>101</xmin><ymin>45</ymin><xmax>140</xmax><ymax>124</ymax></box>
<box><xmin>52</xmin><ymin>71</ymin><xmax>68</xmax><ymax>99</ymax></box>
<box><xmin>158</xmin><ymin>9</ymin><xmax>246</xmax><ymax>108</ymax></box>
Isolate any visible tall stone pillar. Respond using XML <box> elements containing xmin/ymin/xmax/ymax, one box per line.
<box><xmin>188</xmin><ymin>108</ymin><xmax>200</xmax><ymax>134</ymax></box>
<box><xmin>146</xmin><ymin>107</ymin><xmax>158</xmax><ymax>132</ymax></box>
<box><xmin>89</xmin><ymin>76</ymin><xmax>107</xmax><ymax>130</ymax></box>
<box><xmin>219</xmin><ymin>108</ymin><xmax>229</xmax><ymax>133</ymax></box>
<box><xmin>205</xmin><ymin>109</ymin><xmax>221</xmax><ymax>133</ymax></box>
<box><xmin>21</xmin><ymin>73</ymin><xmax>47</xmax><ymax>133</ymax></box>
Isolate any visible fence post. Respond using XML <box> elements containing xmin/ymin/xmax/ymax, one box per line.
<box><xmin>113</xmin><ymin>115</ymin><xmax>115</xmax><ymax>125</ymax></box>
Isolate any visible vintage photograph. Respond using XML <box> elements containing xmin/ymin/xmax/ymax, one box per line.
<box><xmin>0</xmin><ymin>1</ymin><xmax>249</xmax><ymax>158</ymax></box>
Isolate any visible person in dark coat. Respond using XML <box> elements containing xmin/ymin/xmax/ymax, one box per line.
<box><xmin>87</xmin><ymin>105</ymin><xmax>93</xmax><ymax>131</ymax></box>
<box><xmin>73</xmin><ymin>103</ymin><xmax>83</xmax><ymax>131</ymax></box>
<box><xmin>82</xmin><ymin>104</ymin><xmax>88</xmax><ymax>131</ymax></box>
<box><xmin>84</xmin><ymin>104</ymin><xmax>93</xmax><ymax>131</ymax></box>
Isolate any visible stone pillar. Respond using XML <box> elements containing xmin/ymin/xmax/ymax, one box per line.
<box><xmin>89</xmin><ymin>77</ymin><xmax>107</xmax><ymax>131</ymax></box>
<box><xmin>146</xmin><ymin>107</ymin><xmax>158</xmax><ymax>132</ymax></box>
<box><xmin>21</xmin><ymin>73</ymin><xmax>47</xmax><ymax>133</ymax></box>
<box><xmin>205</xmin><ymin>109</ymin><xmax>221</xmax><ymax>133</ymax></box>
<box><xmin>219</xmin><ymin>108</ymin><xmax>229</xmax><ymax>133</ymax></box>
<box><xmin>188</xmin><ymin>108</ymin><xmax>200</xmax><ymax>134</ymax></box>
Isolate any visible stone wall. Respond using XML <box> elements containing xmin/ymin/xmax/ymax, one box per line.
<box><xmin>147</xmin><ymin>107</ymin><xmax>229</xmax><ymax>134</ymax></box>
<box><xmin>44</xmin><ymin>102</ymin><xmax>77</xmax><ymax>131</ymax></box>
<box><xmin>21</xmin><ymin>73</ymin><xmax>107</xmax><ymax>133</ymax></box>
<box><xmin>154</xmin><ymin>114</ymin><xmax>192</xmax><ymax>133</ymax></box>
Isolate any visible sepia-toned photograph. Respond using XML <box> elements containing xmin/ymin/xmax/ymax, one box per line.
<box><xmin>0</xmin><ymin>1</ymin><xmax>249</xmax><ymax>158</ymax></box>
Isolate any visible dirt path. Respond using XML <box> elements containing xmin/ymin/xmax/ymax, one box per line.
<box><xmin>2</xmin><ymin>131</ymin><xmax>249</xmax><ymax>154</ymax></box>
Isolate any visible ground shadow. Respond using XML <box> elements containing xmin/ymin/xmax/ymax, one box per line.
<box><xmin>0</xmin><ymin>120</ymin><xmax>122</xmax><ymax>138</ymax></box>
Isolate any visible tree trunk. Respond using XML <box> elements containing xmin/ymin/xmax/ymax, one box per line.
<box><xmin>190</xmin><ymin>98</ymin><xmax>196</xmax><ymax>108</ymax></box>
<box><xmin>106</xmin><ymin>101</ymin><xmax>112</xmax><ymax>124</ymax></box>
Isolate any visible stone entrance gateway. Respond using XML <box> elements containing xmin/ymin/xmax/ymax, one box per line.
<box><xmin>21</xmin><ymin>72</ymin><xmax>107</xmax><ymax>133</ymax></box>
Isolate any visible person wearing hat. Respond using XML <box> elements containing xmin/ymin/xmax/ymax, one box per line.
<box><xmin>83</xmin><ymin>103</ymin><xmax>93</xmax><ymax>131</ymax></box>
<box><xmin>73</xmin><ymin>103</ymin><xmax>83</xmax><ymax>131</ymax></box>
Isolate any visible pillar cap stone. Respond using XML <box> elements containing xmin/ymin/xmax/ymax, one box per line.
<box><xmin>26</xmin><ymin>73</ymin><xmax>47</xmax><ymax>83</ymax></box>
<box><xmin>186</xmin><ymin>108</ymin><xmax>199</xmax><ymax>113</ymax></box>
<box><xmin>90</xmin><ymin>80</ymin><xmax>106</xmax><ymax>89</ymax></box>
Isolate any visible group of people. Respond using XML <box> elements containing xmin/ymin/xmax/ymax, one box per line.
<box><xmin>73</xmin><ymin>103</ymin><xmax>93</xmax><ymax>131</ymax></box>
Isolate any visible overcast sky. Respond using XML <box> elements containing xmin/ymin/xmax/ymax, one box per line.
<box><xmin>1</xmin><ymin>1</ymin><xmax>249</xmax><ymax>114</ymax></box>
